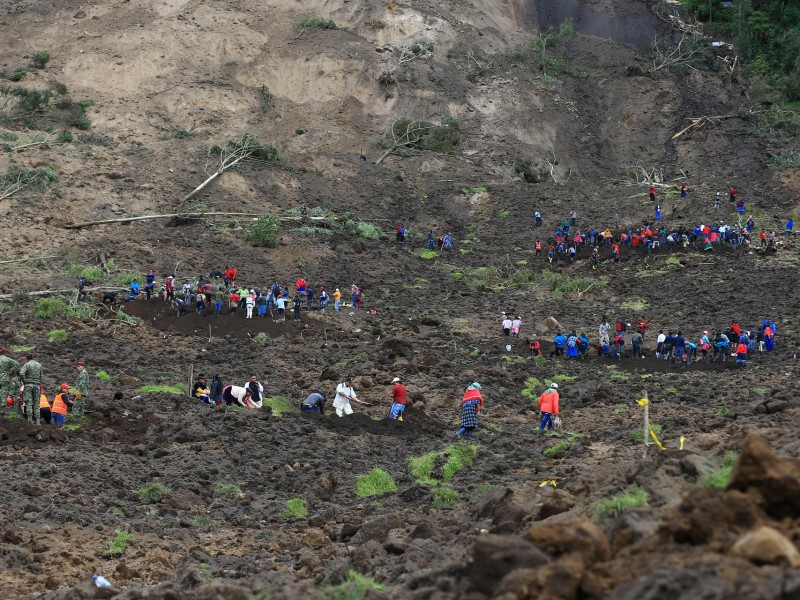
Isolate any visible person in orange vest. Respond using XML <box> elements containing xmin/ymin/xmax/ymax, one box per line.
<box><xmin>51</xmin><ymin>384</ymin><xmax>72</xmax><ymax>425</ymax></box>
<box><xmin>39</xmin><ymin>386</ymin><xmax>52</xmax><ymax>425</ymax></box>
<box><xmin>456</xmin><ymin>382</ymin><xmax>483</xmax><ymax>440</ymax></box>
<box><xmin>735</xmin><ymin>340</ymin><xmax>748</xmax><ymax>369</ymax></box>
<box><xmin>537</xmin><ymin>383</ymin><xmax>559</xmax><ymax>434</ymax></box>
<box><xmin>534</xmin><ymin>240</ymin><xmax>542</xmax><ymax>256</ymax></box>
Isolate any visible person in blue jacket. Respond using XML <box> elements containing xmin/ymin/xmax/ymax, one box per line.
<box><xmin>550</xmin><ymin>332</ymin><xmax>567</xmax><ymax>358</ymax></box>
<box><xmin>126</xmin><ymin>281</ymin><xmax>140</xmax><ymax>302</ymax></box>
<box><xmin>565</xmin><ymin>331</ymin><xmax>579</xmax><ymax>359</ymax></box>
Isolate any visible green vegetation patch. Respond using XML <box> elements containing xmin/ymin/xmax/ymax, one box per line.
<box><xmin>245</xmin><ymin>214</ymin><xmax>281</xmax><ymax>248</ymax></box>
<box><xmin>520</xmin><ymin>376</ymin><xmax>543</xmax><ymax>399</ymax></box>
<box><xmin>298</xmin><ymin>17</ymin><xmax>337</xmax><ymax>30</ymax></box>
<box><xmin>262</xmin><ymin>396</ymin><xmax>292</xmax><ymax>416</ymax></box>
<box><xmin>104</xmin><ymin>530</ymin><xmax>134</xmax><ymax>557</ymax></box>
<box><xmin>138</xmin><ymin>384</ymin><xmax>185</xmax><ymax>395</ymax></box>
<box><xmin>213</xmin><ymin>482</ymin><xmax>242</xmax><ymax>498</ymax></box>
<box><xmin>324</xmin><ymin>570</ymin><xmax>384</xmax><ymax>600</ymax></box>
<box><xmin>136</xmin><ymin>483</ymin><xmax>171</xmax><ymax>504</ymax></box>
<box><xmin>544</xmin><ymin>430</ymin><xmax>581</xmax><ymax>458</ymax></box>
<box><xmin>631</xmin><ymin>423</ymin><xmax>661</xmax><ymax>444</ymax></box>
<box><xmin>96</xmin><ymin>370</ymin><xmax>111</xmax><ymax>381</ymax></box>
<box><xmin>596</xmin><ymin>488</ymin><xmax>648</xmax><ymax>519</ymax></box>
<box><xmin>443</xmin><ymin>443</ymin><xmax>479</xmax><ymax>480</ymax></box>
<box><xmin>355</xmin><ymin>468</ymin><xmax>397</xmax><ymax>497</ymax></box>
<box><xmin>282</xmin><ymin>498</ymin><xmax>309</xmax><ymax>518</ymax></box>
<box><xmin>408</xmin><ymin>451</ymin><xmax>440</xmax><ymax>485</ymax></box>
<box><xmin>35</xmin><ymin>297</ymin><xmax>65</xmax><ymax>318</ymax></box>
<box><xmin>703</xmin><ymin>452</ymin><xmax>737</xmax><ymax>489</ymax></box>
<box><xmin>46</xmin><ymin>329</ymin><xmax>68</xmax><ymax>342</ymax></box>
<box><xmin>432</xmin><ymin>484</ymin><xmax>460</xmax><ymax>509</ymax></box>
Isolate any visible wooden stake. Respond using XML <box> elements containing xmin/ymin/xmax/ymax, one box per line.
<box><xmin>188</xmin><ymin>364</ymin><xmax>194</xmax><ymax>399</ymax></box>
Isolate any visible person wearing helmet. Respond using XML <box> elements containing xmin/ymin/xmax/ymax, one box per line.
<box><xmin>456</xmin><ymin>382</ymin><xmax>483</xmax><ymax>439</ymax></box>
<box><xmin>0</xmin><ymin>347</ymin><xmax>20</xmax><ymax>406</ymax></box>
<box><xmin>51</xmin><ymin>384</ymin><xmax>73</xmax><ymax>425</ymax></box>
<box><xmin>537</xmin><ymin>383</ymin><xmax>560</xmax><ymax>434</ymax></box>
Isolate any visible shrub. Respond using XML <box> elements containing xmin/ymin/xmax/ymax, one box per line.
<box><xmin>356</xmin><ymin>468</ymin><xmax>397</xmax><ymax>497</ymax></box>
<box><xmin>298</xmin><ymin>17</ymin><xmax>337</xmax><ymax>30</ymax></box>
<box><xmin>136</xmin><ymin>483</ymin><xmax>171</xmax><ymax>504</ymax></box>
<box><xmin>282</xmin><ymin>498</ymin><xmax>309</xmax><ymax>518</ymax></box>
<box><xmin>245</xmin><ymin>214</ymin><xmax>281</xmax><ymax>248</ymax></box>
<box><xmin>115</xmin><ymin>311</ymin><xmax>141</xmax><ymax>326</ymax></box>
<box><xmin>497</xmin><ymin>209</ymin><xmax>511</xmax><ymax>219</ymax></box>
<box><xmin>251</xmin><ymin>332</ymin><xmax>270</xmax><ymax>345</ymax></box>
<box><xmin>703</xmin><ymin>453</ymin><xmax>736</xmax><ymax>489</ymax></box>
<box><xmin>96</xmin><ymin>371</ymin><xmax>111</xmax><ymax>381</ymax></box>
<box><xmin>107</xmin><ymin>507</ymin><xmax>124</xmax><ymax>517</ymax></box>
<box><xmin>104</xmin><ymin>530</ymin><xmax>134</xmax><ymax>557</ymax></box>
<box><xmin>46</xmin><ymin>329</ymin><xmax>68</xmax><ymax>342</ymax></box>
<box><xmin>262</xmin><ymin>396</ymin><xmax>292</xmax><ymax>416</ymax></box>
<box><xmin>57</xmin><ymin>129</ymin><xmax>73</xmax><ymax>143</ymax></box>
<box><xmin>191</xmin><ymin>515</ymin><xmax>217</xmax><ymax>528</ymax></box>
<box><xmin>432</xmin><ymin>484</ymin><xmax>459</xmax><ymax>509</ymax></box>
<box><xmin>596</xmin><ymin>488</ymin><xmax>648</xmax><ymax>519</ymax></box>
<box><xmin>324</xmin><ymin>570</ymin><xmax>384</xmax><ymax>600</ymax></box>
<box><xmin>35</xmin><ymin>297</ymin><xmax>65</xmax><ymax>318</ymax></box>
<box><xmin>356</xmin><ymin>222</ymin><xmax>381</xmax><ymax>239</ymax></box>
<box><xmin>213</xmin><ymin>482</ymin><xmax>242</xmax><ymax>498</ymax></box>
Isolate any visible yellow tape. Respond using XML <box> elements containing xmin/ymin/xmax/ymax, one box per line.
<box><xmin>649</xmin><ymin>424</ymin><xmax>666</xmax><ymax>451</ymax></box>
<box><xmin>637</xmin><ymin>397</ymin><xmax>649</xmax><ymax>407</ymax></box>
<box><xmin>680</xmin><ymin>436</ymin><xmax>686</xmax><ymax>451</ymax></box>
<box><xmin>538</xmin><ymin>480</ymin><xmax>557</xmax><ymax>488</ymax></box>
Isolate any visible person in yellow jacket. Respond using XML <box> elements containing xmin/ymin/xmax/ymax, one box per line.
<box><xmin>333</xmin><ymin>288</ymin><xmax>342</xmax><ymax>313</ymax></box>
<box><xmin>39</xmin><ymin>387</ymin><xmax>52</xmax><ymax>425</ymax></box>
<box><xmin>51</xmin><ymin>384</ymin><xmax>73</xmax><ymax>425</ymax></box>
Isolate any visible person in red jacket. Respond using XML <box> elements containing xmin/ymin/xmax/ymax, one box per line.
<box><xmin>736</xmin><ymin>341</ymin><xmax>748</xmax><ymax>369</ymax></box>
<box><xmin>649</xmin><ymin>184</ymin><xmax>656</xmax><ymax>202</ymax></box>
<box><xmin>389</xmin><ymin>376</ymin><xmax>407</xmax><ymax>421</ymax></box>
<box><xmin>537</xmin><ymin>383</ymin><xmax>560</xmax><ymax>434</ymax></box>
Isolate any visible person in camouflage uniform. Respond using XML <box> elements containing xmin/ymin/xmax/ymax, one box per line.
<box><xmin>18</xmin><ymin>353</ymin><xmax>43</xmax><ymax>425</ymax></box>
<box><xmin>73</xmin><ymin>359</ymin><xmax>89</xmax><ymax>416</ymax></box>
<box><xmin>0</xmin><ymin>347</ymin><xmax>20</xmax><ymax>405</ymax></box>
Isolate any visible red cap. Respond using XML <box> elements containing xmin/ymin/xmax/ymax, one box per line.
<box><xmin>77</xmin><ymin>359</ymin><xmax>86</xmax><ymax>366</ymax></box>
<box><xmin>0</xmin><ymin>347</ymin><xmax>8</xmax><ymax>354</ymax></box>
<box><xmin>61</xmin><ymin>383</ymin><xmax>70</xmax><ymax>390</ymax></box>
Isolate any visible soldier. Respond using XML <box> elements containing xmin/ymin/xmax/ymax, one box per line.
<box><xmin>73</xmin><ymin>359</ymin><xmax>89</xmax><ymax>416</ymax></box>
<box><xmin>0</xmin><ymin>347</ymin><xmax>20</xmax><ymax>404</ymax></box>
<box><xmin>18</xmin><ymin>353</ymin><xmax>43</xmax><ymax>425</ymax></box>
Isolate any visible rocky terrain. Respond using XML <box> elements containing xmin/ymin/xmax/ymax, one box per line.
<box><xmin>1</xmin><ymin>0</ymin><xmax>799</xmax><ymax>597</ymax></box>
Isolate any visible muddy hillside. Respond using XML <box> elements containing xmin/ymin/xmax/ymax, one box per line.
<box><xmin>1</xmin><ymin>0</ymin><xmax>799</xmax><ymax>597</ymax></box>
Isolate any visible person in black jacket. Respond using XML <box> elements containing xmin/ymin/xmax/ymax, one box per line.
<box><xmin>210</xmin><ymin>374</ymin><xmax>224</xmax><ymax>406</ymax></box>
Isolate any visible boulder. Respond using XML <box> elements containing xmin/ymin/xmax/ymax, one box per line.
<box><xmin>304</xmin><ymin>528</ymin><xmax>330</xmax><ymax>550</ymax></box>
<box><xmin>534</xmin><ymin>317</ymin><xmax>563</xmax><ymax>336</ymax></box>
<box><xmin>467</xmin><ymin>534</ymin><xmax>549</xmax><ymax>594</ymax></box>
<box><xmin>527</xmin><ymin>517</ymin><xmax>611</xmax><ymax>565</ymax></box>
<box><xmin>728</xmin><ymin>435</ymin><xmax>800</xmax><ymax>519</ymax></box>
<box><xmin>730</xmin><ymin>526</ymin><xmax>800</xmax><ymax>566</ymax></box>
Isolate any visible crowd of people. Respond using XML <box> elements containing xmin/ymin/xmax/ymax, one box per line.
<box><xmin>513</xmin><ymin>315</ymin><xmax>779</xmax><ymax>369</ymax></box>
<box><xmin>0</xmin><ymin>350</ymin><xmax>89</xmax><ymax>425</ymax></box>
<box><xmin>86</xmin><ymin>268</ymin><xmax>366</xmax><ymax>320</ymax></box>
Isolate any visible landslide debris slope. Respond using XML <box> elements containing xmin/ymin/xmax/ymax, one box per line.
<box><xmin>0</xmin><ymin>0</ymin><xmax>799</xmax><ymax>598</ymax></box>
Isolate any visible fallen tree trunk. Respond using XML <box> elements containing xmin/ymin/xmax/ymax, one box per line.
<box><xmin>0</xmin><ymin>255</ymin><xmax>58</xmax><ymax>265</ymax></box>
<box><xmin>66</xmin><ymin>212</ymin><xmax>262</xmax><ymax>229</ymax></box>
<box><xmin>0</xmin><ymin>286</ymin><xmax>127</xmax><ymax>300</ymax></box>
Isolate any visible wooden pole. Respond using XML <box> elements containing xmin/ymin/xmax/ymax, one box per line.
<box><xmin>188</xmin><ymin>364</ymin><xmax>194</xmax><ymax>399</ymax></box>
<box><xmin>643</xmin><ymin>389</ymin><xmax>650</xmax><ymax>459</ymax></box>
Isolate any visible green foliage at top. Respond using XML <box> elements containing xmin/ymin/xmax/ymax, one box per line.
<box><xmin>35</xmin><ymin>297</ymin><xmax>65</xmax><ymax>318</ymax></box>
<box><xmin>355</xmin><ymin>468</ymin><xmax>397</xmax><ymax>497</ymax></box>
<box><xmin>136</xmin><ymin>483</ymin><xmax>171</xmax><ymax>504</ymax></box>
<box><xmin>262</xmin><ymin>396</ymin><xmax>293</xmax><ymax>416</ymax></box>
<box><xmin>596</xmin><ymin>488</ymin><xmax>648</xmax><ymax>519</ymax></box>
<box><xmin>245</xmin><ymin>214</ymin><xmax>281</xmax><ymax>248</ymax></box>
<box><xmin>511</xmin><ymin>21</ymin><xmax>588</xmax><ymax>79</ymax></box>
<box><xmin>680</xmin><ymin>0</ymin><xmax>800</xmax><ymax>100</ymax></box>
<box><xmin>703</xmin><ymin>452</ymin><xmax>737</xmax><ymax>488</ymax></box>
<box><xmin>282</xmin><ymin>498</ymin><xmax>309</xmax><ymax>518</ymax></box>
<box><xmin>299</xmin><ymin>17</ymin><xmax>337</xmax><ymax>30</ymax></box>
<box><xmin>323</xmin><ymin>570</ymin><xmax>384</xmax><ymax>600</ymax></box>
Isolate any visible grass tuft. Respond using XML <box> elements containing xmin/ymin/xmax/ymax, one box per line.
<box><xmin>36</xmin><ymin>297</ymin><xmax>65</xmax><ymax>318</ymax></box>
<box><xmin>138</xmin><ymin>384</ymin><xmax>184</xmax><ymax>395</ymax></box>
<box><xmin>631</xmin><ymin>423</ymin><xmax>661</xmax><ymax>444</ymax></box>
<box><xmin>432</xmin><ymin>484</ymin><xmax>459</xmax><ymax>509</ymax></box>
<box><xmin>356</xmin><ymin>468</ymin><xmax>397</xmax><ymax>497</ymax></box>
<box><xmin>213</xmin><ymin>482</ymin><xmax>242</xmax><ymax>498</ymax></box>
<box><xmin>323</xmin><ymin>570</ymin><xmax>384</xmax><ymax>600</ymax></box>
<box><xmin>443</xmin><ymin>443</ymin><xmax>479</xmax><ymax>480</ymax></box>
<box><xmin>262</xmin><ymin>396</ymin><xmax>292</xmax><ymax>416</ymax></box>
<box><xmin>46</xmin><ymin>329</ymin><xmax>68</xmax><ymax>342</ymax></box>
<box><xmin>408</xmin><ymin>451</ymin><xmax>440</xmax><ymax>485</ymax></box>
<box><xmin>104</xmin><ymin>530</ymin><xmax>134</xmax><ymax>557</ymax></box>
<box><xmin>596</xmin><ymin>488</ymin><xmax>648</xmax><ymax>519</ymax></box>
<box><xmin>136</xmin><ymin>483</ymin><xmax>171</xmax><ymax>504</ymax></box>
<box><xmin>96</xmin><ymin>370</ymin><xmax>111</xmax><ymax>381</ymax></box>
<box><xmin>703</xmin><ymin>452</ymin><xmax>737</xmax><ymax>489</ymax></box>
<box><xmin>282</xmin><ymin>498</ymin><xmax>309</xmax><ymax>518</ymax></box>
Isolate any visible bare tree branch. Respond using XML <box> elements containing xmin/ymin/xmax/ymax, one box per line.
<box><xmin>374</xmin><ymin>120</ymin><xmax>429</xmax><ymax>165</ymax></box>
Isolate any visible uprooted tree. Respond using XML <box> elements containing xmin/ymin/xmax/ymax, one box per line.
<box><xmin>181</xmin><ymin>135</ymin><xmax>280</xmax><ymax>204</ymax></box>
<box><xmin>374</xmin><ymin>118</ymin><xmax>460</xmax><ymax>165</ymax></box>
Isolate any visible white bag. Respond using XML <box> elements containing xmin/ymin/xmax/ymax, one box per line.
<box><xmin>553</xmin><ymin>416</ymin><xmax>562</xmax><ymax>429</ymax></box>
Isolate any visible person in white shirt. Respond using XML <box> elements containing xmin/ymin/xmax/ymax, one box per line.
<box><xmin>245</xmin><ymin>291</ymin><xmax>255</xmax><ymax>319</ymax></box>
<box><xmin>222</xmin><ymin>385</ymin><xmax>252</xmax><ymax>407</ymax></box>
<box><xmin>598</xmin><ymin>319</ymin><xmax>611</xmax><ymax>345</ymax></box>
<box><xmin>656</xmin><ymin>330</ymin><xmax>667</xmax><ymax>359</ymax></box>
<box><xmin>502</xmin><ymin>313</ymin><xmax>512</xmax><ymax>336</ymax></box>
<box><xmin>334</xmin><ymin>375</ymin><xmax>357</xmax><ymax>417</ymax></box>
<box><xmin>511</xmin><ymin>316</ymin><xmax>523</xmax><ymax>338</ymax></box>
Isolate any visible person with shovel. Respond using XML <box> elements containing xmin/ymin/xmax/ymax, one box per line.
<box><xmin>334</xmin><ymin>375</ymin><xmax>358</xmax><ymax>417</ymax></box>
